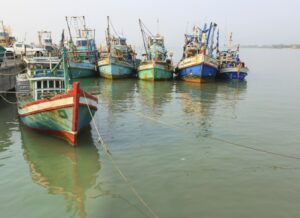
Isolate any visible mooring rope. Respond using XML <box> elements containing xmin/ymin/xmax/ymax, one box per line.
<box><xmin>82</xmin><ymin>92</ymin><xmax>158</xmax><ymax>218</ymax></box>
<box><xmin>135</xmin><ymin>112</ymin><xmax>300</xmax><ymax>161</ymax></box>
<box><xmin>0</xmin><ymin>94</ymin><xmax>18</xmax><ymax>104</ymax></box>
<box><xmin>0</xmin><ymin>68</ymin><xmax>26</xmax><ymax>76</ymax></box>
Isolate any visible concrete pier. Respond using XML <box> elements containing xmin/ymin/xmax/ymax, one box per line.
<box><xmin>0</xmin><ymin>59</ymin><xmax>24</xmax><ymax>91</ymax></box>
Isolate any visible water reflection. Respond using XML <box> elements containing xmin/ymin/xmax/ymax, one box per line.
<box><xmin>0</xmin><ymin>96</ymin><xmax>18</xmax><ymax>153</ymax></box>
<box><xmin>137</xmin><ymin>80</ymin><xmax>174</xmax><ymax>116</ymax></box>
<box><xmin>71</xmin><ymin>78</ymin><xmax>101</xmax><ymax>95</ymax></box>
<box><xmin>216</xmin><ymin>81</ymin><xmax>248</xmax><ymax>119</ymax></box>
<box><xmin>99</xmin><ymin>79</ymin><xmax>136</xmax><ymax>113</ymax></box>
<box><xmin>176</xmin><ymin>82</ymin><xmax>219</xmax><ymax>137</ymax></box>
<box><xmin>20</xmin><ymin>126</ymin><xmax>101</xmax><ymax>218</ymax></box>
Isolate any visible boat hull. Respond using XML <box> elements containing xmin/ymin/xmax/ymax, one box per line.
<box><xmin>98</xmin><ymin>57</ymin><xmax>135</xmax><ymax>79</ymax></box>
<box><xmin>217</xmin><ymin>67</ymin><xmax>248</xmax><ymax>81</ymax></box>
<box><xmin>68</xmin><ymin>61</ymin><xmax>97</xmax><ymax>79</ymax></box>
<box><xmin>17</xmin><ymin>82</ymin><xmax>98</xmax><ymax>145</ymax></box>
<box><xmin>177</xmin><ymin>54</ymin><xmax>218</xmax><ymax>83</ymax></box>
<box><xmin>137</xmin><ymin>61</ymin><xmax>173</xmax><ymax>81</ymax></box>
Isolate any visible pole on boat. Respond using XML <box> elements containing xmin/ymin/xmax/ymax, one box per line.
<box><xmin>62</xmin><ymin>48</ymin><xmax>70</xmax><ymax>91</ymax></box>
<box><xmin>139</xmin><ymin>19</ymin><xmax>149</xmax><ymax>60</ymax></box>
<box><xmin>66</xmin><ymin>17</ymin><xmax>73</xmax><ymax>44</ymax></box>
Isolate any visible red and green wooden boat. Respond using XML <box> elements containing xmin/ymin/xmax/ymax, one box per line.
<box><xmin>16</xmin><ymin>55</ymin><xmax>98</xmax><ymax>145</ymax></box>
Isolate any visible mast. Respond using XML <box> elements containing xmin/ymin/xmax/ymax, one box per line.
<box><xmin>65</xmin><ymin>17</ymin><xmax>73</xmax><ymax>43</ymax></box>
<box><xmin>106</xmin><ymin>16</ymin><xmax>111</xmax><ymax>49</ymax></box>
<box><xmin>139</xmin><ymin>19</ymin><xmax>149</xmax><ymax>59</ymax></box>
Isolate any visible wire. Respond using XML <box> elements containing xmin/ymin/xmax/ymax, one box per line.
<box><xmin>82</xmin><ymin>92</ymin><xmax>158</xmax><ymax>218</ymax></box>
<box><xmin>135</xmin><ymin>112</ymin><xmax>300</xmax><ymax>161</ymax></box>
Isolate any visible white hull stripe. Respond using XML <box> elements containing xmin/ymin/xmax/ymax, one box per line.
<box><xmin>19</xmin><ymin>97</ymin><xmax>74</xmax><ymax>115</ymax></box>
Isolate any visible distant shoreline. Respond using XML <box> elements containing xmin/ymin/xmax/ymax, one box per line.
<box><xmin>241</xmin><ymin>45</ymin><xmax>300</xmax><ymax>49</ymax></box>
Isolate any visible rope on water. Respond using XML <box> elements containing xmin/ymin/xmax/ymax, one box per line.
<box><xmin>0</xmin><ymin>94</ymin><xmax>18</xmax><ymax>104</ymax></box>
<box><xmin>135</xmin><ymin>112</ymin><xmax>300</xmax><ymax>161</ymax></box>
<box><xmin>0</xmin><ymin>68</ymin><xmax>26</xmax><ymax>76</ymax></box>
<box><xmin>82</xmin><ymin>92</ymin><xmax>158</xmax><ymax>218</ymax></box>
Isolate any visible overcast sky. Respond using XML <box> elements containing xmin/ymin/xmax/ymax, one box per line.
<box><xmin>1</xmin><ymin>0</ymin><xmax>300</xmax><ymax>48</ymax></box>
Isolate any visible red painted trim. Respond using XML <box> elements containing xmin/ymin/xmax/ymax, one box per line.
<box><xmin>19</xmin><ymin>104</ymin><xmax>73</xmax><ymax>117</ymax></box>
<box><xmin>72</xmin><ymin>82</ymin><xmax>79</xmax><ymax>132</ymax></box>
<box><xmin>22</xmin><ymin>123</ymin><xmax>76</xmax><ymax>145</ymax></box>
<box><xmin>20</xmin><ymin>85</ymin><xmax>97</xmax><ymax>109</ymax></box>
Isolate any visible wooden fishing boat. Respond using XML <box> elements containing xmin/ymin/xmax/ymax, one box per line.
<box><xmin>65</xmin><ymin>16</ymin><xmax>98</xmax><ymax>79</ymax></box>
<box><xmin>16</xmin><ymin>52</ymin><xmax>98</xmax><ymax>145</ymax></box>
<box><xmin>217</xmin><ymin>33</ymin><xmax>248</xmax><ymax>81</ymax></box>
<box><xmin>137</xmin><ymin>19</ymin><xmax>173</xmax><ymax>81</ymax></box>
<box><xmin>98</xmin><ymin>16</ymin><xmax>136</xmax><ymax>79</ymax></box>
<box><xmin>177</xmin><ymin>23</ymin><xmax>219</xmax><ymax>83</ymax></box>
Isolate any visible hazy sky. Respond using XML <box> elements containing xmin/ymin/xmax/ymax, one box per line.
<box><xmin>1</xmin><ymin>0</ymin><xmax>300</xmax><ymax>48</ymax></box>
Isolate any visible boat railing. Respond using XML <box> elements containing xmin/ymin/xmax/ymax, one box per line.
<box><xmin>0</xmin><ymin>49</ymin><xmax>20</xmax><ymax>69</ymax></box>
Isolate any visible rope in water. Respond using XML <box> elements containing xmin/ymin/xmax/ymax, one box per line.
<box><xmin>135</xmin><ymin>112</ymin><xmax>300</xmax><ymax>161</ymax></box>
<box><xmin>83</xmin><ymin>92</ymin><xmax>159</xmax><ymax>218</ymax></box>
<box><xmin>0</xmin><ymin>68</ymin><xmax>26</xmax><ymax>76</ymax></box>
<box><xmin>0</xmin><ymin>94</ymin><xmax>18</xmax><ymax>104</ymax></box>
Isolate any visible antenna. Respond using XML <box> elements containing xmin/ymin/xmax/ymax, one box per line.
<box><xmin>157</xmin><ymin>18</ymin><xmax>159</xmax><ymax>34</ymax></box>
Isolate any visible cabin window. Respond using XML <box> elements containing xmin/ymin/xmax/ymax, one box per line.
<box><xmin>55</xmin><ymin>80</ymin><xmax>60</xmax><ymax>88</ymax></box>
<box><xmin>37</xmin><ymin>81</ymin><xmax>41</xmax><ymax>89</ymax></box>
<box><xmin>16</xmin><ymin>44</ymin><xmax>22</xmax><ymax>48</ymax></box>
<box><xmin>49</xmin><ymin>80</ymin><xmax>54</xmax><ymax>88</ymax></box>
<box><xmin>43</xmin><ymin>80</ymin><xmax>48</xmax><ymax>89</ymax></box>
<box><xmin>76</xmin><ymin>40</ymin><xmax>88</xmax><ymax>47</ymax></box>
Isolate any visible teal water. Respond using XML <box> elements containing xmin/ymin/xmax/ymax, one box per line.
<box><xmin>1</xmin><ymin>49</ymin><xmax>300</xmax><ymax>218</ymax></box>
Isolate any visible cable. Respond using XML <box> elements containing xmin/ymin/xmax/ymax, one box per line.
<box><xmin>82</xmin><ymin>92</ymin><xmax>158</xmax><ymax>218</ymax></box>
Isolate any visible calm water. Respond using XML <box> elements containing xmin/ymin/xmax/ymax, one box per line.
<box><xmin>1</xmin><ymin>49</ymin><xmax>300</xmax><ymax>218</ymax></box>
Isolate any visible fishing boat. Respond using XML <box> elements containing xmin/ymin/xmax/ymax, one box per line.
<box><xmin>217</xmin><ymin>33</ymin><xmax>248</xmax><ymax>81</ymax></box>
<box><xmin>65</xmin><ymin>16</ymin><xmax>98</xmax><ymax>79</ymax></box>
<box><xmin>137</xmin><ymin>19</ymin><xmax>173</xmax><ymax>81</ymax></box>
<box><xmin>16</xmin><ymin>49</ymin><xmax>98</xmax><ymax>145</ymax></box>
<box><xmin>0</xmin><ymin>20</ymin><xmax>16</xmax><ymax>47</ymax></box>
<box><xmin>176</xmin><ymin>23</ymin><xmax>219</xmax><ymax>83</ymax></box>
<box><xmin>0</xmin><ymin>46</ymin><xmax>5</xmax><ymax>66</ymax></box>
<box><xmin>98</xmin><ymin>16</ymin><xmax>137</xmax><ymax>79</ymax></box>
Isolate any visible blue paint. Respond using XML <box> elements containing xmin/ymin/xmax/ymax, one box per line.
<box><xmin>178</xmin><ymin>64</ymin><xmax>218</xmax><ymax>82</ymax></box>
<box><xmin>217</xmin><ymin>71</ymin><xmax>248</xmax><ymax>81</ymax></box>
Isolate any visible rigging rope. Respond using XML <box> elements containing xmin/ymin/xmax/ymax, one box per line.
<box><xmin>82</xmin><ymin>92</ymin><xmax>158</xmax><ymax>218</ymax></box>
<box><xmin>0</xmin><ymin>94</ymin><xmax>17</xmax><ymax>104</ymax></box>
<box><xmin>135</xmin><ymin>112</ymin><xmax>300</xmax><ymax>161</ymax></box>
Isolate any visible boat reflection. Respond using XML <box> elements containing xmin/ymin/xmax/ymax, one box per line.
<box><xmin>137</xmin><ymin>80</ymin><xmax>174</xmax><ymax>116</ymax></box>
<box><xmin>99</xmin><ymin>79</ymin><xmax>137</xmax><ymax>113</ymax></box>
<box><xmin>0</xmin><ymin>95</ymin><xmax>18</xmax><ymax>153</ymax></box>
<box><xmin>71</xmin><ymin>77</ymin><xmax>101</xmax><ymax>95</ymax></box>
<box><xmin>20</xmin><ymin>126</ymin><xmax>101</xmax><ymax>218</ymax></box>
<box><xmin>176</xmin><ymin>81</ymin><xmax>218</xmax><ymax>137</ymax></box>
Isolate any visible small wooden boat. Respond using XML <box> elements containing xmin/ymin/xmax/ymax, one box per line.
<box><xmin>217</xmin><ymin>33</ymin><xmax>248</xmax><ymax>81</ymax></box>
<box><xmin>137</xmin><ymin>19</ymin><xmax>173</xmax><ymax>81</ymax></box>
<box><xmin>16</xmin><ymin>51</ymin><xmax>98</xmax><ymax>145</ymax></box>
<box><xmin>177</xmin><ymin>23</ymin><xmax>219</xmax><ymax>83</ymax></box>
<box><xmin>98</xmin><ymin>16</ymin><xmax>137</xmax><ymax>79</ymax></box>
<box><xmin>65</xmin><ymin>16</ymin><xmax>98</xmax><ymax>79</ymax></box>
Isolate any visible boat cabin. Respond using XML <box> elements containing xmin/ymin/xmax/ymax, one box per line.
<box><xmin>32</xmin><ymin>77</ymin><xmax>65</xmax><ymax>100</ymax></box>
